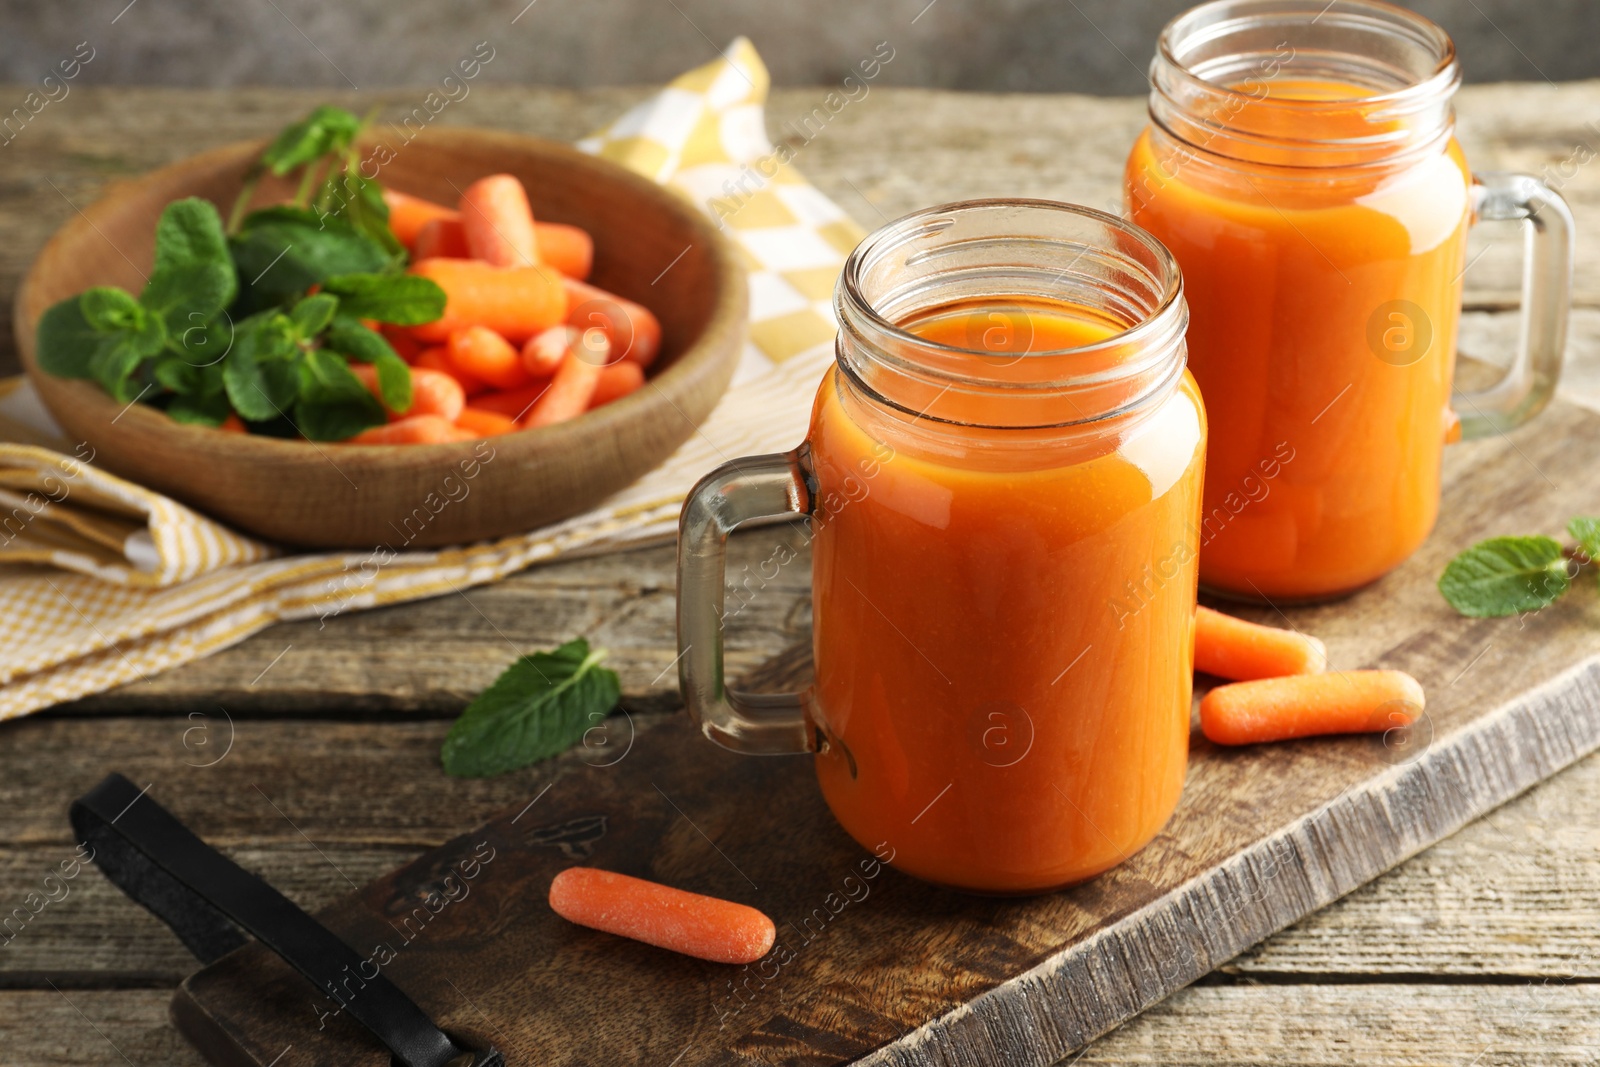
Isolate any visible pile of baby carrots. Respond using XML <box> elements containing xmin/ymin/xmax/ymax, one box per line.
<box><xmin>1193</xmin><ymin>605</ymin><xmax>1425</xmax><ymax>746</ymax></box>
<box><xmin>348</xmin><ymin>177</ymin><xmax>661</xmax><ymax>444</ymax></box>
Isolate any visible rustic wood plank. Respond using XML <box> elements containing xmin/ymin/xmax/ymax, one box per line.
<box><xmin>5</xmin><ymin>730</ymin><xmax>1600</xmax><ymax>989</ymax></box>
<box><xmin>0</xmin><ymin>990</ymin><xmax>209</xmax><ymax>1067</ymax></box>
<box><xmin>155</xmin><ymin>396</ymin><xmax>1600</xmax><ymax>1066</ymax></box>
<box><xmin>1230</xmin><ymin>749</ymin><xmax>1600</xmax><ymax>979</ymax></box>
<box><xmin>0</xmin><ymin>845</ymin><xmax>419</xmax><ymax>987</ymax></box>
<box><xmin>57</xmin><ymin>525</ymin><xmax>812</xmax><ymax>717</ymax></box>
<box><xmin>13</xmin><ymin>982</ymin><xmax>1600</xmax><ymax>1067</ymax></box>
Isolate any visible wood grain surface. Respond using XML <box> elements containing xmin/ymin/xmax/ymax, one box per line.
<box><xmin>160</xmin><ymin>393</ymin><xmax>1600</xmax><ymax>1066</ymax></box>
<box><xmin>2</xmin><ymin>81</ymin><xmax>1600</xmax><ymax>1066</ymax></box>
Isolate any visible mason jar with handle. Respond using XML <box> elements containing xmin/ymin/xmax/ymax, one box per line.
<box><xmin>1125</xmin><ymin>0</ymin><xmax>1574</xmax><ymax>602</ymax></box>
<box><xmin>678</xmin><ymin>200</ymin><xmax>1206</xmax><ymax>894</ymax></box>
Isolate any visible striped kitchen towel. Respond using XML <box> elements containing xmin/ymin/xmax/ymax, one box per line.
<box><xmin>0</xmin><ymin>37</ymin><xmax>861</xmax><ymax>719</ymax></box>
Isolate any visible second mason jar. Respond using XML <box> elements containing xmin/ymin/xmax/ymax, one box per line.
<box><xmin>1126</xmin><ymin>0</ymin><xmax>1572</xmax><ymax>602</ymax></box>
<box><xmin>677</xmin><ymin>200</ymin><xmax>1206</xmax><ymax>893</ymax></box>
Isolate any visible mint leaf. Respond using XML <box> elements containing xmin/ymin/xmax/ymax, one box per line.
<box><xmin>289</xmin><ymin>293</ymin><xmax>339</xmax><ymax>337</ymax></box>
<box><xmin>141</xmin><ymin>198</ymin><xmax>237</xmax><ymax>329</ymax></box>
<box><xmin>293</xmin><ymin>347</ymin><xmax>386</xmax><ymax>441</ymax></box>
<box><xmin>231</xmin><ymin>207</ymin><xmax>391</xmax><ymax>306</ymax></box>
<box><xmin>319</xmin><ymin>273</ymin><xmax>445</xmax><ymax>325</ymax></box>
<box><xmin>1569</xmin><ymin>517</ymin><xmax>1600</xmax><ymax>562</ymax></box>
<box><xmin>441</xmin><ymin>638</ymin><xmax>621</xmax><ymax>778</ymax></box>
<box><xmin>80</xmin><ymin>287</ymin><xmax>144</xmax><ymax>333</ymax></box>
<box><xmin>323</xmin><ymin>315</ymin><xmax>411</xmax><ymax>412</ymax></box>
<box><xmin>223</xmin><ymin>312</ymin><xmax>300</xmax><ymax>421</ymax></box>
<box><xmin>316</xmin><ymin>173</ymin><xmax>403</xmax><ymax>258</ymax></box>
<box><xmin>166</xmin><ymin>391</ymin><xmax>233</xmax><ymax>427</ymax></box>
<box><xmin>35</xmin><ymin>297</ymin><xmax>102</xmax><ymax>378</ymax></box>
<box><xmin>1438</xmin><ymin>535</ymin><xmax>1571</xmax><ymax>617</ymax></box>
<box><xmin>260</xmin><ymin>105</ymin><xmax>361</xmax><ymax>177</ymax></box>
<box><xmin>90</xmin><ymin>334</ymin><xmax>155</xmax><ymax>403</ymax></box>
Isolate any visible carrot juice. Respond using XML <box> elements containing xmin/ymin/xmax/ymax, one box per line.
<box><xmin>678</xmin><ymin>200</ymin><xmax>1206</xmax><ymax>893</ymax></box>
<box><xmin>1125</xmin><ymin>0</ymin><xmax>1572</xmax><ymax>600</ymax></box>
<box><xmin>808</xmin><ymin>304</ymin><xmax>1204</xmax><ymax>892</ymax></box>
<box><xmin>1126</xmin><ymin>87</ymin><xmax>1468</xmax><ymax>600</ymax></box>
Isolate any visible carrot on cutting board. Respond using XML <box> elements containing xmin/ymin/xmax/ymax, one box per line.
<box><xmin>534</xmin><ymin>221</ymin><xmax>594</xmax><ymax>280</ymax></box>
<box><xmin>1200</xmin><ymin>670</ymin><xmax>1425</xmax><ymax>746</ymax></box>
<box><xmin>523</xmin><ymin>350</ymin><xmax>603</xmax><ymax>428</ymax></box>
<box><xmin>381</xmin><ymin>189</ymin><xmax>459</xmax><ymax>248</ymax></box>
<box><xmin>591</xmin><ymin>360</ymin><xmax>645</xmax><ymax>408</ymax></box>
<box><xmin>548</xmin><ymin>867</ymin><xmax>775</xmax><ymax>965</ymax></box>
<box><xmin>447</xmin><ymin>325</ymin><xmax>531</xmax><ymax>391</ymax></box>
<box><xmin>348</xmin><ymin>414</ymin><xmax>468</xmax><ymax>445</ymax></box>
<box><xmin>412</xmin><ymin>217</ymin><xmax>471</xmax><ymax>260</ymax></box>
<box><xmin>409</xmin><ymin>258</ymin><xmax>567</xmax><ymax>343</ymax></box>
<box><xmin>459</xmin><ymin>174</ymin><xmax>538</xmax><ymax>268</ymax></box>
<box><xmin>455</xmin><ymin>407</ymin><xmax>519</xmax><ymax>437</ymax></box>
<box><xmin>1194</xmin><ymin>605</ymin><xmax>1327</xmax><ymax>681</ymax></box>
<box><xmin>563</xmin><ymin>278</ymin><xmax>661</xmax><ymax>368</ymax></box>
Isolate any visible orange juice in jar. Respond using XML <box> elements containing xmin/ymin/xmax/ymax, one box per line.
<box><xmin>1125</xmin><ymin>0</ymin><xmax>1572</xmax><ymax>601</ymax></box>
<box><xmin>678</xmin><ymin>201</ymin><xmax>1205</xmax><ymax>893</ymax></box>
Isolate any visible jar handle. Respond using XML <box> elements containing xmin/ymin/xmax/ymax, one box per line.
<box><xmin>1455</xmin><ymin>172</ymin><xmax>1574</xmax><ymax>439</ymax></box>
<box><xmin>676</xmin><ymin>447</ymin><xmax>819</xmax><ymax>755</ymax></box>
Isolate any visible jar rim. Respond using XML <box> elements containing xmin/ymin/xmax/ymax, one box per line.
<box><xmin>832</xmin><ymin>198</ymin><xmax>1190</xmax><ymax>431</ymax></box>
<box><xmin>1157</xmin><ymin>0</ymin><xmax>1460</xmax><ymax>112</ymax></box>
<box><xmin>837</xmin><ymin>198</ymin><xmax>1184</xmax><ymax>367</ymax></box>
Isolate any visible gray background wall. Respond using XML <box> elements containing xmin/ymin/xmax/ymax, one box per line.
<box><xmin>2</xmin><ymin>0</ymin><xmax>1595</xmax><ymax>94</ymax></box>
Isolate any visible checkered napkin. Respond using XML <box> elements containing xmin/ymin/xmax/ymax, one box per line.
<box><xmin>0</xmin><ymin>38</ymin><xmax>860</xmax><ymax>719</ymax></box>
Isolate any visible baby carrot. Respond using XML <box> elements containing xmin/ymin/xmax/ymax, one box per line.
<box><xmin>380</xmin><ymin>324</ymin><xmax>423</xmax><ymax>363</ymax></box>
<box><xmin>406</xmin><ymin>367</ymin><xmax>467</xmax><ymax>423</ymax></box>
<box><xmin>447</xmin><ymin>325</ymin><xmax>531</xmax><ymax>391</ymax></box>
<box><xmin>468</xmin><ymin>383</ymin><xmax>549</xmax><ymax>421</ymax></box>
<box><xmin>459</xmin><ymin>174</ymin><xmax>538</xmax><ymax>269</ymax></box>
<box><xmin>409</xmin><ymin>214</ymin><xmax>587</xmax><ymax>275</ymax></box>
<box><xmin>522</xmin><ymin>325</ymin><xmax>575</xmax><ymax>378</ymax></box>
<box><xmin>353</xmin><ymin>362</ymin><xmax>465</xmax><ymax>423</ymax></box>
<box><xmin>455</xmin><ymin>407</ymin><xmax>519</xmax><ymax>437</ymax></box>
<box><xmin>548</xmin><ymin>867</ymin><xmax>775</xmax><ymax>965</ymax></box>
<box><xmin>590</xmin><ymin>361</ymin><xmax>645</xmax><ymax>408</ymax></box>
<box><xmin>1200</xmin><ymin>670</ymin><xmax>1425</xmax><ymax>746</ymax></box>
<box><xmin>348</xmin><ymin>414</ymin><xmax>466</xmax><ymax>445</ymax></box>
<box><xmin>217</xmin><ymin>413</ymin><xmax>247</xmax><ymax>433</ymax></box>
<box><xmin>523</xmin><ymin>350</ymin><xmax>603</xmax><ymax>428</ymax></box>
<box><xmin>412</xmin><ymin>217</ymin><xmax>470</xmax><ymax>260</ymax></box>
<box><xmin>534</xmin><ymin>221</ymin><xmax>594</xmax><ymax>280</ymax></box>
<box><xmin>409</xmin><ymin>258</ymin><xmax>567</xmax><ymax>343</ymax></box>
<box><xmin>563</xmin><ymin>278</ymin><xmax>661</xmax><ymax>368</ymax></box>
<box><xmin>381</xmin><ymin>188</ymin><xmax>458</xmax><ymax>248</ymax></box>
<box><xmin>414</xmin><ymin>345</ymin><xmax>488</xmax><ymax>396</ymax></box>
<box><xmin>1194</xmin><ymin>606</ymin><xmax>1327</xmax><ymax>681</ymax></box>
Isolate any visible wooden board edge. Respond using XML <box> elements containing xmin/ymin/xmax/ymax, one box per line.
<box><xmin>170</xmin><ymin>981</ymin><xmax>259</xmax><ymax>1067</ymax></box>
<box><xmin>854</xmin><ymin>655</ymin><xmax>1600</xmax><ymax>1066</ymax></box>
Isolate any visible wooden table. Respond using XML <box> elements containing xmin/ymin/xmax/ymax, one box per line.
<box><xmin>3</xmin><ymin>82</ymin><xmax>1600</xmax><ymax>1066</ymax></box>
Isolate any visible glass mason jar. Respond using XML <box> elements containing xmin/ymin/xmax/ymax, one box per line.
<box><xmin>1125</xmin><ymin>0</ymin><xmax>1573</xmax><ymax>602</ymax></box>
<box><xmin>677</xmin><ymin>200</ymin><xmax>1205</xmax><ymax>894</ymax></box>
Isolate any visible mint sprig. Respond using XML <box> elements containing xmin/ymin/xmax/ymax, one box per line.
<box><xmin>441</xmin><ymin>638</ymin><xmax>622</xmax><ymax>778</ymax></box>
<box><xmin>1438</xmin><ymin>517</ymin><xmax>1597</xmax><ymax>617</ymax></box>
<box><xmin>33</xmin><ymin>105</ymin><xmax>446</xmax><ymax>439</ymax></box>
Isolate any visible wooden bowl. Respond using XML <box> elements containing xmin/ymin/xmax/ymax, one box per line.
<box><xmin>15</xmin><ymin>128</ymin><xmax>747</xmax><ymax>549</ymax></box>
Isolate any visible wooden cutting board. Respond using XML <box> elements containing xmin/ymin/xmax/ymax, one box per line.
<box><xmin>171</xmin><ymin>399</ymin><xmax>1600</xmax><ymax>1067</ymax></box>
